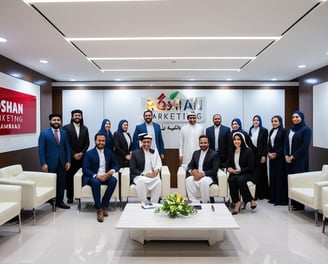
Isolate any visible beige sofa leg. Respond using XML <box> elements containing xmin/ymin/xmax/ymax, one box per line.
<box><xmin>315</xmin><ymin>210</ymin><xmax>319</xmax><ymax>227</ymax></box>
<box><xmin>323</xmin><ymin>216</ymin><xmax>326</xmax><ymax>233</ymax></box>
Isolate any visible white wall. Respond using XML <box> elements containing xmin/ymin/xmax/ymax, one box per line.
<box><xmin>313</xmin><ymin>81</ymin><xmax>328</xmax><ymax>148</ymax></box>
<box><xmin>63</xmin><ymin>89</ymin><xmax>284</xmax><ymax>149</ymax></box>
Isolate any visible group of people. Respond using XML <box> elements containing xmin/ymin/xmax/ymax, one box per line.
<box><xmin>182</xmin><ymin>110</ymin><xmax>311</xmax><ymax>214</ymax></box>
<box><xmin>37</xmin><ymin>109</ymin><xmax>164</xmax><ymax>222</ymax></box>
<box><xmin>37</xmin><ymin>108</ymin><xmax>311</xmax><ymax>221</ymax></box>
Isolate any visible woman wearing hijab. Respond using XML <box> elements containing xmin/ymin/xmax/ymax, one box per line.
<box><xmin>228</xmin><ymin>118</ymin><xmax>253</xmax><ymax>162</ymax></box>
<box><xmin>227</xmin><ymin>132</ymin><xmax>257</xmax><ymax>215</ymax></box>
<box><xmin>249</xmin><ymin>115</ymin><xmax>269</xmax><ymax>200</ymax></box>
<box><xmin>268</xmin><ymin>115</ymin><xmax>287</xmax><ymax>205</ymax></box>
<box><xmin>284</xmin><ymin>110</ymin><xmax>312</xmax><ymax>210</ymax></box>
<box><xmin>113</xmin><ymin>119</ymin><xmax>132</xmax><ymax>168</ymax></box>
<box><xmin>99</xmin><ymin>119</ymin><xmax>114</xmax><ymax>151</ymax></box>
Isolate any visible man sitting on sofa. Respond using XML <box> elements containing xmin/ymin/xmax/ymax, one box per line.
<box><xmin>82</xmin><ymin>133</ymin><xmax>119</xmax><ymax>222</ymax></box>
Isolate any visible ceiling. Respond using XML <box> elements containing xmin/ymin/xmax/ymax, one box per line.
<box><xmin>0</xmin><ymin>0</ymin><xmax>328</xmax><ymax>83</ymax></box>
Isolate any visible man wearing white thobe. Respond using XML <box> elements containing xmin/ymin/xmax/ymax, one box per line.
<box><xmin>186</xmin><ymin>135</ymin><xmax>220</xmax><ymax>204</ymax></box>
<box><xmin>179</xmin><ymin>111</ymin><xmax>204</xmax><ymax>168</ymax></box>
<box><xmin>130</xmin><ymin>133</ymin><xmax>162</xmax><ymax>203</ymax></box>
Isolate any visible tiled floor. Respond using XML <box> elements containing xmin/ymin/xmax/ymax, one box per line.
<box><xmin>1</xmin><ymin>198</ymin><xmax>328</xmax><ymax>264</ymax></box>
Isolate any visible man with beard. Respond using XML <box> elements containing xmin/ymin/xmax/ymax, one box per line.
<box><xmin>179</xmin><ymin>111</ymin><xmax>204</xmax><ymax>168</ymax></box>
<box><xmin>132</xmin><ymin>110</ymin><xmax>165</xmax><ymax>159</ymax></box>
<box><xmin>63</xmin><ymin>109</ymin><xmax>90</xmax><ymax>204</ymax></box>
<box><xmin>186</xmin><ymin>135</ymin><xmax>220</xmax><ymax>204</ymax></box>
<box><xmin>82</xmin><ymin>133</ymin><xmax>119</xmax><ymax>222</ymax></box>
<box><xmin>130</xmin><ymin>133</ymin><xmax>162</xmax><ymax>203</ymax></box>
<box><xmin>206</xmin><ymin>114</ymin><xmax>231</xmax><ymax>168</ymax></box>
<box><xmin>38</xmin><ymin>113</ymin><xmax>71</xmax><ymax>209</ymax></box>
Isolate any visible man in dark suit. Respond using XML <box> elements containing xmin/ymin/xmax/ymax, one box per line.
<box><xmin>38</xmin><ymin>113</ymin><xmax>71</xmax><ymax>209</ymax></box>
<box><xmin>132</xmin><ymin>110</ymin><xmax>165</xmax><ymax>159</ymax></box>
<box><xmin>63</xmin><ymin>109</ymin><xmax>90</xmax><ymax>204</ymax></box>
<box><xmin>82</xmin><ymin>133</ymin><xmax>119</xmax><ymax>222</ymax></box>
<box><xmin>186</xmin><ymin>135</ymin><xmax>220</xmax><ymax>204</ymax></box>
<box><xmin>206</xmin><ymin>114</ymin><xmax>230</xmax><ymax>167</ymax></box>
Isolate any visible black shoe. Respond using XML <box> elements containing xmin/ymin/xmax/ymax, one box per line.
<box><xmin>57</xmin><ymin>202</ymin><xmax>70</xmax><ymax>209</ymax></box>
<box><xmin>251</xmin><ymin>201</ymin><xmax>257</xmax><ymax>209</ymax></box>
<box><xmin>67</xmin><ymin>199</ymin><xmax>73</xmax><ymax>204</ymax></box>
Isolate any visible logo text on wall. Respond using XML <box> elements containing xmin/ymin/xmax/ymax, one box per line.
<box><xmin>0</xmin><ymin>87</ymin><xmax>36</xmax><ymax>135</ymax></box>
<box><xmin>143</xmin><ymin>91</ymin><xmax>206</xmax><ymax>123</ymax></box>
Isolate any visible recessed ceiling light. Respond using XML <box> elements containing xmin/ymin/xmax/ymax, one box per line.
<box><xmin>0</xmin><ymin>37</ymin><xmax>7</xmax><ymax>42</ymax></box>
<box><xmin>226</xmin><ymin>78</ymin><xmax>232</xmax><ymax>81</ymax></box>
<box><xmin>40</xmin><ymin>60</ymin><xmax>48</xmax><ymax>64</ymax></box>
<box><xmin>298</xmin><ymin>64</ymin><xmax>306</xmax><ymax>68</ymax></box>
<box><xmin>271</xmin><ymin>78</ymin><xmax>277</xmax><ymax>81</ymax></box>
<box><xmin>10</xmin><ymin>72</ymin><xmax>22</xmax><ymax>78</ymax></box>
<box><xmin>305</xmin><ymin>78</ymin><xmax>318</xmax><ymax>84</ymax></box>
<box><xmin>114</xmin><ymin>78</ymin><xmax>121</xmax><ymax>81</ymax></box>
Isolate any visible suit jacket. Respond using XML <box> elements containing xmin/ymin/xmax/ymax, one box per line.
<box><xmin>38</xmin><ymin>127</ymin><xmax>71</xmax><ymax>172</ymax></box>
<box><xmin>187</xmin><ymin>148</ymin><xmax>220</xmax><ymax>184</ymax></box>
<box><xmin>249</xmin><ymin>127</ymin><xmax>268</xmax><ymax>158</ymax></box>
<box><xmin>206</xmin><ymin>125</ymin><xmax>230</xmax><ymax>164</ymax></box>
<box><xmin>63</xmin><ymin>123</ymin><xmax>90</xmax><ymax>156</ymax></box>
<box><xmin>226</xmin><ymin>147</ymin><xmax>255</xmax><ymax>179</ymax></box>
<box><xmin>130</xmin><ymin>148</ymin><xmax>162</xmax><ymax>183</ymax></box>
<box><xmin>268</xmin><ymin>127</ymin><xmax>286</xmax><ymax>157</ymax></box>
<box><xmin>82</xmin><ymin>147</ymin><xmax>120</xmax><ymax>186</ymax></box>
<box><xmin>284</xmin><ymin>125</ymin><xmax>312</xmax><ymax>173</ymax></box>
<box><xmin>113</xmin><ymin>131</ymin><xmax>132</xmax><ymax>168</ymax></box>
<box><xmin>132</xmin><ymin>122</ymin><xmax>165</xmax><ymax>155</ymax></box>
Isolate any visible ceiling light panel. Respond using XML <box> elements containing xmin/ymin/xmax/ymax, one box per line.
<box><xmin>73</xmin><ymin>39</ymin><xmax>273</xmax><ymax>58</ymax></box>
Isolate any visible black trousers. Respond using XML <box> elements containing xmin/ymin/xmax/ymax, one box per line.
<box><xmin>228</xmin><ymin>173</ymin><xmax>254</xmax><ymax>204</ymax></box>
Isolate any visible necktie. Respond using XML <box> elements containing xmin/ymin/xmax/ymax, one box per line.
<box><xmin>54</xmin><ymin>129</ymin><xmax>60</xmax><ymax>144</ymax></box>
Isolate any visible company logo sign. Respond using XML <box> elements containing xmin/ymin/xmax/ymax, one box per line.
<box><xmin>0</xmin><ymin>87</ymin><xmax>36</xmax><ymax>135</ymax></box>
<box><xmin>143</xmin><ymin>91</ymin><xmax>205</xmax><ymax>123</ymax></box>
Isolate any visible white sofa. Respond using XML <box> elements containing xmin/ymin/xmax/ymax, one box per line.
<box><xmin>0</xmin><ymin>184</ymin><xmax>22</xmax><ymax>233</ymax></box>
<box><xmin>322</xmin><ymin>187</ymin><xmax>328</xmax><ymax>233</ymax></box>
<box><xmin>121</xmin><ymin>166</ymin><xmax>171</xmax><ymax>205</ymax></box>
<box><xmin>288</xmin><ymin>164</ymin><xmax>328</xmax><ymax>226</ymax></box>
<box><xmin>177</xmin><ymin>167</ymin><xmax>229</xmax><ymax>202</ymax></box>
<box><xmin>177</xmin><ymin>167</ymin><xmax>255</xmax><ymax>206</ymax></box>
<box><xmin>73</xmin><ymin>168</ymin><xmax>120</xmax><ymax>212</ymax></box>
<box><xmin>0</xmin><ymin>164</ymin><xmax>56</xmax><ymax>225</ymax></box>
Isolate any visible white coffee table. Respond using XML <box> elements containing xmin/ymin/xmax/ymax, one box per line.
<box><xmin>116</xmin><ymin>203</ymin><xmax>240</xmax><ymax>246</ymax></box>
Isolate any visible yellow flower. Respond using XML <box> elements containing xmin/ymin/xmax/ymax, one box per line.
<box><xmin>155</xmin><ymin>193</ymin><xmax>196</xmax><ymax>217</ymax></box>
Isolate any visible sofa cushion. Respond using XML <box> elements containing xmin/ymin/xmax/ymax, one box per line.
<box><xmin>0</xmin><ymin>202</ymin><xmax>19</xmax><ymax>225</ymax></box>
<box><xmin>12</xmin><ymin>173</ymin><xmax>30</xmax><ymax>181</ymax></box>
<box><xmin>320</xmin><ymin>165</ymin><xmax>328</xmax><ymax>180</ymax></box>
<box><xmin>290</xmin><ymin>188</ymin><xmax>314</xmax><ymax>205</ymax></box>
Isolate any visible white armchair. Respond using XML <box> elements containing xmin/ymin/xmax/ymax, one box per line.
<box><xmin>288</xmin><ymin>164</ymin><xmax>328</xmax><ymax>226</ymax></box>
<box><xmin>0</xmin><ymin>184</ymin><xmax>22</xmax><ymax>233</ymax></box>
<box><xmin>0</xmin><ymin>164</ymin><xmax>56</xmax><ymax>225</ymax></box>
<box><xmin>73</xmin><ymin>168</ymin><xmax>120</xmax><ymax>212</ymax></box>
<box><xmin>322</xmin><ymin>187</ymin><xmax>328</xmax><ymax>233</ymax></box>
<box><xmin>121</xmin><ymin>166</ymin><xmax>171</xmax><ymax>205</ymax></box>
<box><xmin>177</xmin><ymin>166</ymin><xmax>229</xmax><ymax>202</ymax></box>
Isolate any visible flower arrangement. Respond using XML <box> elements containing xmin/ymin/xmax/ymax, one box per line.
<box><xmin>155</xmin><ymin>193</ymin><xmax>196</xmax><ymax>218</ymax></box>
